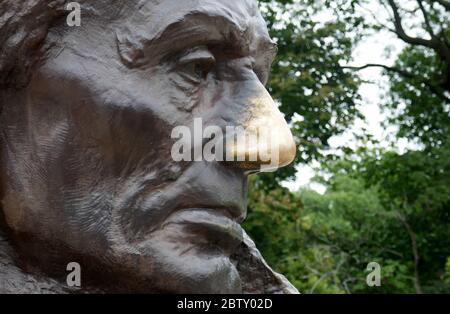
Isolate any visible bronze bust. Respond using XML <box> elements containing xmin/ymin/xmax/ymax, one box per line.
<box><xmin>0</xmin><ymin>0</ymin><xmax>298</xmax><ymax>293</ymax></box>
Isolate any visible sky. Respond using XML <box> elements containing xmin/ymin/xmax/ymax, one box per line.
<box><xmin>281</xmin><ymin>0</ymin><xmax>416</xmax><ymax>193</ymax></box>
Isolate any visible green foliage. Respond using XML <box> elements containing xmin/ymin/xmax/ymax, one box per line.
<box><xmin>445</xmin><ymin>257</ymin><xmax>450</xmax><ymax>284</ymax></box>
<box><xmin>385</xmin><ymin>45</ymin><xmax>450</xmax><ymax>148</ymax></box>
<box><xmin>244</xmin><ymin>177</ymin><xmax>349</xmax><ymax>293</ymax></box>
<box><xmin>256</xmin><ymin>0</ymin><xmax>450</xmax><ymax>184</ymax></box>
<box><xmin>245</xmin><ymin>152</ymin><xmax>450</xmax><ymax>293</ymax></box>
<box><xmin>256</xmin><ymin>0</ymin><xmax>364</xmax><ymax>183</ymax></box>
<box><xmin>359</xmin><ymin>144</ymin><xmax>450</xmax><ymax>293</ymax></box>
<box><xmin>245</xmin><ymin>0</ymin><xmax>450</xmax><ymax>294</ymax></box>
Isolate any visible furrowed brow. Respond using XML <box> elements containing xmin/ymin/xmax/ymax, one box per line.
<box><xmin>117</xmin><ymin>12</ymin><xmax>252</xmax><ymax>67</ymax></box>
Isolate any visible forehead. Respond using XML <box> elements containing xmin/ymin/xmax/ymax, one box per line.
<box><xmin>116</xmin><ymin>0</ymin><xmax>274</xmax><ymax>65</ymax></box>
<box><xmin>123</xmin><ymin>0</ymin><xmax>264</xmax><ymax>33</ymax></box>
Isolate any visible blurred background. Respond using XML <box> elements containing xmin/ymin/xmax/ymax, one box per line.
<box><xmin>244</xmin><ymin>0</ymin><xmax>450</xmax><ymax>293</ymax></box>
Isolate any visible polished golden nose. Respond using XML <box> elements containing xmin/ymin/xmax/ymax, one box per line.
<box><xmin>226</xmin><ymin>82</ymin><xmax>296</xmax><ymax>172</ymax></box>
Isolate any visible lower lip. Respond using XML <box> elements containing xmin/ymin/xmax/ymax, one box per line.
<box><xmin>163</xmin><ymin>208</ymin><xmax>244</xmax><ymax>250</ymax></box>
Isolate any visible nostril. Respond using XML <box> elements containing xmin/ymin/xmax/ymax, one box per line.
<box><xmin>223</xmin><ymin>123</ymin><xmax>296</xmax><ymax>171</ymax></box>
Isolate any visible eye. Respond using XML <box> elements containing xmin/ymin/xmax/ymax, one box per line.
<box><xmin>183</xmin><ymin>58</ymin><xmax>215</xmax><ymax>80</ymax></box>
<box><xmin>176</xmin><ymin>48</ymin><xmax>216</xmax><ymax>83</ymax></box>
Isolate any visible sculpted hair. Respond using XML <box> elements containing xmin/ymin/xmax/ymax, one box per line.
<box><xmin>0</xmin><ymin>0</ymin><xmax>130</xmax><ymax>89</ymax></box>
<box><xmin>0</xmin><ymin>0</ymin><xmax>72</xmax><ymax>88</ymax></box>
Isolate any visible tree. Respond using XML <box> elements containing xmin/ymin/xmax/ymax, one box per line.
<box><xmin>256</xmin><ymin>0</ymin><xmax>364</xmax><ymax>185</ymax></box>
<box><xmin>360</xmin><ymin>143</ymin><xmax>450</xmax><ymax>293</ymax></box>
<box><xmin>257</xmin><ymin>0</ymin><xmax>449</xmax><ymax>185</ymax></box>
<box><xmin>342</xmin><ymin>0</ymin><xmax>450</xmax><ymax>148</ymax></box>
<box><xmin>245</xmin><ymin>147</ymin><xmax>450</xmax><ymax>293</ymax></box>
<box><xmin>244</xmin><ymin>0</ymin><xmax>450</xmax><ymax>294</ymax></box>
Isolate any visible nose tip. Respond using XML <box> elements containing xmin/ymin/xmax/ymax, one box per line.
<box><xmin>226</xmin><ymin>82</ymin><xmax>296</xmax><ymax>172</ymax></box>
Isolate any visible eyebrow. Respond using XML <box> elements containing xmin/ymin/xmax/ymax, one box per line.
<box><xmin>117</xmin><ymin>11</ymin><xmax>277</xmax><ymax>67</ymax></box>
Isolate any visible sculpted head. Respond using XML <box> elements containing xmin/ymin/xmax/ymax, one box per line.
<box><xmin>0</xmin><ymin>0</ymin><xmax>296</xmax><ymax>293</ymax></box>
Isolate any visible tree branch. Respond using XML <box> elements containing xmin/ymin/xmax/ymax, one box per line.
<box><xmin>355</xmin><ymin>2</ymin><xmax>397</xmax><ymax>34</ymax></box>
<box><xmin>397</xmin><ymin>208</ymin><xmax>423</xmax><ymax>294</ymax></box>
<box><xmin>417</xmin><ymin>0</ymin><xmax>436</xmax><ymax>38</ymax></box>
<box><xmin>341</xmin><ymin>63</ymin><xmax>450</xmax><ymax>101</ymax></box>
<box><xmin>387</xmin><ymin>0</ymin><xmax>438</xmax><ymax>49</ymax></box>
<box><xmin>388</xmin><ymin>0</ymin><xmax>450</xmax><ymax>74</ymax></box>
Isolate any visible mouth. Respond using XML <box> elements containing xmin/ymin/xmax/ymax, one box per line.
<box><xmin>162</xmin><ymin>208</ymin><xmax>245</xmax><ymax>253</ymax></box>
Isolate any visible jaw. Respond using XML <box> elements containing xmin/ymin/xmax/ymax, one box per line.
<box><xmin>0</xmin><ymin>209</ymin><xmax>297</xmax><ymax>294</ymax></box>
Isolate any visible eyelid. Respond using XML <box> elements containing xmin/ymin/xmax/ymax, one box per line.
<box><xmin>177</xmin><ymin>47</ymin><xmax>216</xmax><ymax>65</ymax></box>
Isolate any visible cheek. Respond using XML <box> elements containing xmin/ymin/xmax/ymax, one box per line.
<box><xmin>167</xmin><ymin>73</ymin><xmax>204</xmax><ymax>112</ymax></box>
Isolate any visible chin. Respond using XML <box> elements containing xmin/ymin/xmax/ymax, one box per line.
<box><xmin>150</xmin><ymin>251</ymin><xmax>242</xmax><ymax>293</ymax></box>
<box><xmin>107</xmin><ymin>231</ymin><xmax>243</xmax><ymax>293</ymax></box>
